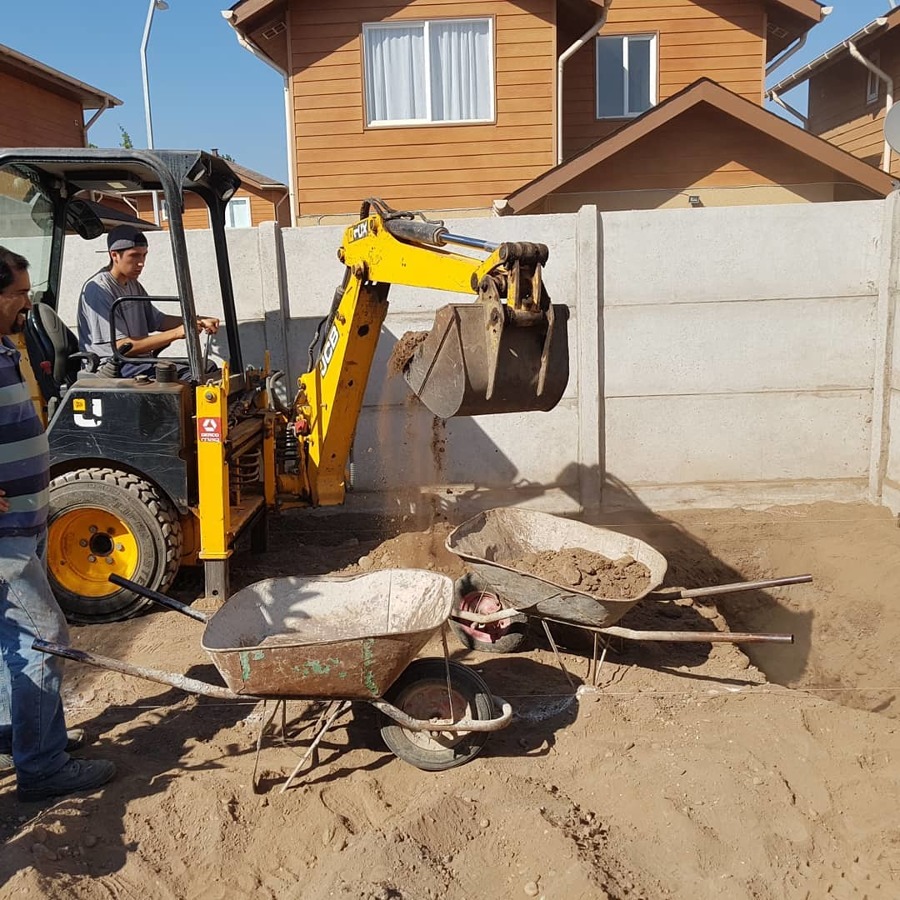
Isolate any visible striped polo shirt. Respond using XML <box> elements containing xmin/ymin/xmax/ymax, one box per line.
<box><xmin>0</xmin><ymin>336</ymin><xmax>49</xmax><ymax>537</ymax></box>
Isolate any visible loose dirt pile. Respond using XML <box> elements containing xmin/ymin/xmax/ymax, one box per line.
<box><xmin>1</xmin><ymin>501</ymin><xmax>899</xmax><ymax>900</ymax></box>
<box><xmin>501</xmin><ymin>548</ymin><xmax>652</xmax><ymax>599</ymax></box>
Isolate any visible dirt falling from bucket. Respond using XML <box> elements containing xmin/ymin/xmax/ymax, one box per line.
<box><xmin>387</xmin><ymin>330</ymin><xmax>428</xmax><ymax>377</ymax></box>
<box><xmin>367</xmin><ymin>335</ymin><xmax>448</xmax><ymax>524</ymax></box>
<box><xmin>501</xmin><ymin>547</ymin><xmax>652</xmax><ymax>599</ymax></box>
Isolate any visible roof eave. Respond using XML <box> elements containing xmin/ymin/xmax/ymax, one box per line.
<box><xmin>769</xmin><ymin>0</ymin><xmax>825</xmax><ymax>29</ymax></box>
<box><xmin>0</xmin><ymin>43</ymin><xmax>121</xmax><ymax>110</ymax></box>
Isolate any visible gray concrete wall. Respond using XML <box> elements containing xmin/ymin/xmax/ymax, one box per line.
<box><xmin>599</xmin><ymin>201</ymin><xmax>883</xmax><ymax>510</ymax></box>
<box><xmin>58</xmin><ymin>198</ymin><xmax>899</xmax><ymax>516</ymax></box>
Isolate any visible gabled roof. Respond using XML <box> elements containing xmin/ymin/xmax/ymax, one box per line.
<box><xmin>0</xmin><ymin>44</ymin><xmax>121</xmax><ymax>110</ymax></box>
<box><xmin>503</xmin><ymin>78</ymin><xmax>894</xmax><ymax>214</ymax></box>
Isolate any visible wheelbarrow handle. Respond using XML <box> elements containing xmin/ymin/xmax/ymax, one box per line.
<box><xmin>33</xmin><ymin>639</ymin><xmax>241</xmax><ymax>699</ymax></box>
<box><xmin>370</xmin><ymin>696</ymin><xmax>514</xmax><ymax>733</ymax></box>
<box><xmin>108</xmin><ymin>573</ymin><xmax>209</xmax><ymax>623</ymax></box>
<box><xmin>653</xmin><ymin>574</ymin><xmax>813</xmax><ymax>600</ymax></box>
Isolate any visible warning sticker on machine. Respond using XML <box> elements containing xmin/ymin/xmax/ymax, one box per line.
<box><xmin>198</xmin><ymin>417</ymin><xmax>222</xmax><ymax>443</ymax></box>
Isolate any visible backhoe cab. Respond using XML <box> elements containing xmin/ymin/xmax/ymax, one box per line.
<box><xmin>0</xmin><ymin>148</ymin><xmax>569</xmax><ymax>624</ymax></box>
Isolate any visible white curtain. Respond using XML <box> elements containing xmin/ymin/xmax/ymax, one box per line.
<box><xmin>430</xmin><ymin>21</ymin><xmax>492</xmax><ymax>122</ymax></box>
<box><xmin>364</xmin><ymin>25</ymin><xmax>426</xmax><ymax>123</ymax></box>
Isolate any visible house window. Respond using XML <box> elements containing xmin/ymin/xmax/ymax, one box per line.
<box><xmin>362</xmin><ymin>19</ymin><xmax>494</xmax><ymax>126</ymax></box>
<box><xmin>595</xmin><ymin>34</ymin><xmax>657</xmax><ymax>119</ymax></box>
<box><xmin>867</xmin><ymin>51</ymin><xmax>881</xmax><ymax>104</ymax></box>
<box><xmin>225</xmin><ymin>196</ymin><xmax>251</xmax><ymax>228</ymax></box>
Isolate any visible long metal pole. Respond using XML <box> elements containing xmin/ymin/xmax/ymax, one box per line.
<box><xmin>141</xmin><ymin>0</ymin><xmax>161</xmax><ymax>225</ymax></box>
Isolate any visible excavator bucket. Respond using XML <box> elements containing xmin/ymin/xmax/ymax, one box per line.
<box><xmin>403</xmin><ymin>301</ymin><xmax>569</xmax><ymax>418</ymax></box>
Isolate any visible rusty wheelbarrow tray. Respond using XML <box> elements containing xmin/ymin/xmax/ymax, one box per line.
<box><xmin>445</xmin><ymin>508</ymin><xmax>809</xmax><ymax>649</ymax></box>
<box><xmin>35</xmin><ymin>569</ymin><xmax>513</xmax><ymax>786</ymax></box>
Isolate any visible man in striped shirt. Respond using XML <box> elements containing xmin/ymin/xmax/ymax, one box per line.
<box><xmin>0</xmin><ymin>246</ymin><xmax>116</xmax><ymax>802</ymax></box>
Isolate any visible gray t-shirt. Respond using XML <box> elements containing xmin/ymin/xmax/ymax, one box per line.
<box><xmin>77</xmin><ymin>270</ymin><xmax>167</xmax><ymax>359</ymax></box>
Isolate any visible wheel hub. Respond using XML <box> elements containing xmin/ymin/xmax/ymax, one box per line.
<box><xmin>398</xmin><ymin>683</ymin><xmax>473</xmax><ymax>750</ymax></box>
<box><xmin>49</xmin><ymin>508</ymin><xmax>140</xmax><ymax>598</ymax></box>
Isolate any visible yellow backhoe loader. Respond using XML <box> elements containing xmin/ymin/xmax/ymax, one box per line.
<box><xmin>0</xmin><ymin>149</ymin><xmax>569</xmax><ymax>622</ymax></box>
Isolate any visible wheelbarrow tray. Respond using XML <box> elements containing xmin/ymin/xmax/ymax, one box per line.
<box><xmin>201</xmin><ymin>569</ymin><xmax>454</xmax><ymax>699</ymax></box>
<box><xmin>446</xmin><ymin>508</ymin><xmax>668</xmax><ymax>628</ymax></box>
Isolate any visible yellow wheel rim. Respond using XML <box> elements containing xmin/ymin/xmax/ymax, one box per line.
<box><xmin>49</xmin><ymin>508</ymin><xmax>140</xmax><ymax>598</ymax></box>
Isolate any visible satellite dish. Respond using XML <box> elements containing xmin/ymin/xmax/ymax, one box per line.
<box><xmin>885</xmin><ymin>102</ymin><xmax>900</xmax><ymax>154</ymax></box>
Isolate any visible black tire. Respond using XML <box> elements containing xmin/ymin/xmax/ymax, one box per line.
<box><xmin>47</xmin><ymin>468</ymin><xmax>182</xmax><ymax>623</ymax></box>
<box><xmin>450</xmin><ymin>571</ymin><xmax>529</xmax><ymax>654</ymax></box>
<box><xmin>380</xmin><ymin>658</ymin><xmax>494</xmax><ymax>771</ymax></box>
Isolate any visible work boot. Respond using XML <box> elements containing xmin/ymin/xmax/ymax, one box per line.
<box><xmin>0</xmin><ymin>729</ymin><xmax>89</xmax><ymax>772</ymax></box>
<box><xmin>17</xmin><ymin>757</ymin><xmax>116</xmax><ymax>802</ymax></box>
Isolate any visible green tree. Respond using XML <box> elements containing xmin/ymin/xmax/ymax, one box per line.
<box><xmin>118</xmin><ymin>125</ymin><xmax>133</xmax><ymax>149</ymax></box>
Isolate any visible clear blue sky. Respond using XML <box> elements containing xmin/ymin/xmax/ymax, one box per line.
<box><xmin>2</xmin><ymin>0</ymin><xmax>895</xmax><ymax>183</ymax></box>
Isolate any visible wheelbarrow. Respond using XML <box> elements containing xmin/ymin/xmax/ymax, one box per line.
<box><xmin>34</xmin><ymin>568</ymin><xmax>513</xmax><ymax>791</ymax></box>
<box><xmin>445</xmin><ymin>508</ymin><xmax>809</xmax><ymax>661</ymax></box>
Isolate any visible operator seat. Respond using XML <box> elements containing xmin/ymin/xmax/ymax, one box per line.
<box><xmin>24</xmin><ymin>301</ymin><xmax>99</xmax><ymax>401</ymax></box>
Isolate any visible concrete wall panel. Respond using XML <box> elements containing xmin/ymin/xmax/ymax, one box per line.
<box><xmin>604</xmin><ymin>297</ymin><xmax>876</xmax><ymax>397</ymax></box>
<box><xmin>601</xmin><ymin>202</ymin><xmax>882</xmax><ymax>306</ymax></box>
<box><xmin>605</xmin><ymin>391</ymin><xmax>872</xmax><ymax>485</ymax></box>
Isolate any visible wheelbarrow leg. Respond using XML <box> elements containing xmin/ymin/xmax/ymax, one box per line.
<box><xmin>540</xmin><ymin>620</ymin><xmax>576</xmax><ymax>689</ymax></box>
<box><xmin>252</xmin><ymin>699</ymin><xmax>287</xmax><ymax>792</ymax></box>
<box><xmin>280</xmin><ymin>700</ymin><xmax>352</xmax><ymax>794</ymax></box>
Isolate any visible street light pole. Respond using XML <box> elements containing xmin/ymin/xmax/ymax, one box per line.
<box><xmin>140</xmin><ymin>0</ymin><xmax>168</xmax><ymax>225</ymax></box>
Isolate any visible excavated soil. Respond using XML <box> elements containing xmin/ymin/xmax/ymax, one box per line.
<box><xmin>1</xmin><ymin>501</ymin><xmax>899</xmax><ymax>900</ymax></box>
<box><xmin>386</xmin><ymin>331</ymin><xmax>428</xmax><ymax>377</ymax></box>
<box><xmin>501</xmin><ymin>548</ymin><xmax>652</xmax><ymax>599</ymax></box>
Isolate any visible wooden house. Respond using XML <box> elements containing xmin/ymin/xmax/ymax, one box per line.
<box><xmin>0</xmin><ymin>43</ymin><xmax>120</xmax><ymax>147</ymax></box>
<box><xmin>225</xmin><ymin>0</ymin><xmax>891</xmax><ymax>219</ymax></box>
<box><xmin>130</xmin><ymin>159</ymin><xmax>291</xmax><ymax>230</ymax></box>
<box><xmin>768</xmin><ymin>7</ymin><xmax>900</xmax><ymax>179</ymax></box>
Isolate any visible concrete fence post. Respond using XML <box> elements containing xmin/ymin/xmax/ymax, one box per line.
<box><xmin>257</xmin><ymin>221</ymin><xmax>292</xmax><ymax>386</ymax></box>
<box><xmin>576</xmin><ymin>205</ymin><xmax>603</xmax><ymax>513</ymax></box>
<box><xmin>869</xmin><ymin>190</ymin><xmax>900</xmax><ymax>506</ymax></box>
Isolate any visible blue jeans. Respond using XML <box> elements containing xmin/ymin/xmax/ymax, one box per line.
<box><xmin>0</xmin><ymin>531</ymin><xmax>70</xmax><ymax>785</ymax></box>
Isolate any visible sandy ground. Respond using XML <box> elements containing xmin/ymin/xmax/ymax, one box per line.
<box><xmin>1</xmin><ymin>500</ymin><xmax>899</xmax><ymax>899</ymax></box>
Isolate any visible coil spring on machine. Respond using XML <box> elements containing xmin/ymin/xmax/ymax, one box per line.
<box><xmin>275</xmin><ymin>424</ymin><xmax>300</xmax><ymax>473</ymax></box>
<box><xmin>230</xmin><ymin>449</ymin><xmax>262</xmax><ymax>491</ymax></box>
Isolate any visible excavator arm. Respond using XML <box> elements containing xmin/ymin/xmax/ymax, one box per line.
<box><xmin>291</xmin><ymin>200</ymin><xmax>569</xmax><ymax>506</ymax></box>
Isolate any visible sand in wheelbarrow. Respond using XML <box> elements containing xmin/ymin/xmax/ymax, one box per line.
<box><xmin>502</xmin><ymin>547</ymin><xmax>652</xmax><ymax>599</ymax></box>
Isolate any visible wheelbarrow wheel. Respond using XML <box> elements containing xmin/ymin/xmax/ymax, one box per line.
<box><xmin>380</xmin><ymin>659</ymin><xmax>494</xmax><ymax>771</ymax></box>
<box><xmin>449</xmin><ymin>572</ymin><xmax>528</xmax><ymax>654</ymax></box>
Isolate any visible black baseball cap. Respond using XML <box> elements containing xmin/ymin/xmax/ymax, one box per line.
<box><xmin>107</xmin><ymin>225</ymin><xmax>149</xmax><ymax>252</ymax></box>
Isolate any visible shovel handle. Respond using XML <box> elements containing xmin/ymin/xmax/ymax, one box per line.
<box><xmin>109</xmin><ymin>574</ymin><xmax>209</xmax><ymax>623</ymax></box>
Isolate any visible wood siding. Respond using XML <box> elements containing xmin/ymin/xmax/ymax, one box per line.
<box><xmin>807</xmin><ymin>39</ymin><xmax>900</xmax><ymax>178</ymax></box>
<box><xmin>132</xmin><ymin>186</ymin><xmax>288</xmax><ymax>230</ymax></box>
<box><xmin>0</xmin><ymin>72</ymin><xmax>85</xmax><ymax>147</ymax></box>
<box><xmin>560</xmin><ymin>104</ymin><xmax>846</xmax><ymax>199</ymax></box>
<box><xmin>289</xmin><ymin>0</ymin><xmax>557</xmax><ymax>216</ymax></box>
<box><xmin>562</xmin><ymin>0</ymin><xmax>767</xmax><ymax>157</ymax></box>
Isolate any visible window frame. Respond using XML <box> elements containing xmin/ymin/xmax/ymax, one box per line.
<box><xmin>595</xmin><ymin>32</ymin><xmax>658</xmax><ymax>120</ymax></box>
<box><xmin>867</xmin><ymin>50</ymin><xmax>881</xmax><ymax>105</ymax></box>
<box><xmin>225</xmin><ymin>196</ymin><xmax>251</xmax><ymax>229</ymax></box>
<box><xmin>361</xmin><ymin>17</ymin><xmax>496</xmax><ymax>128</ymax></box>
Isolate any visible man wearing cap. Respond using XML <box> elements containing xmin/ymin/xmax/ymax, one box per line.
<box><xmin>77</xmin><ymin>225</ymin><xmax>219</xmax><ymax>379</ymax></box>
